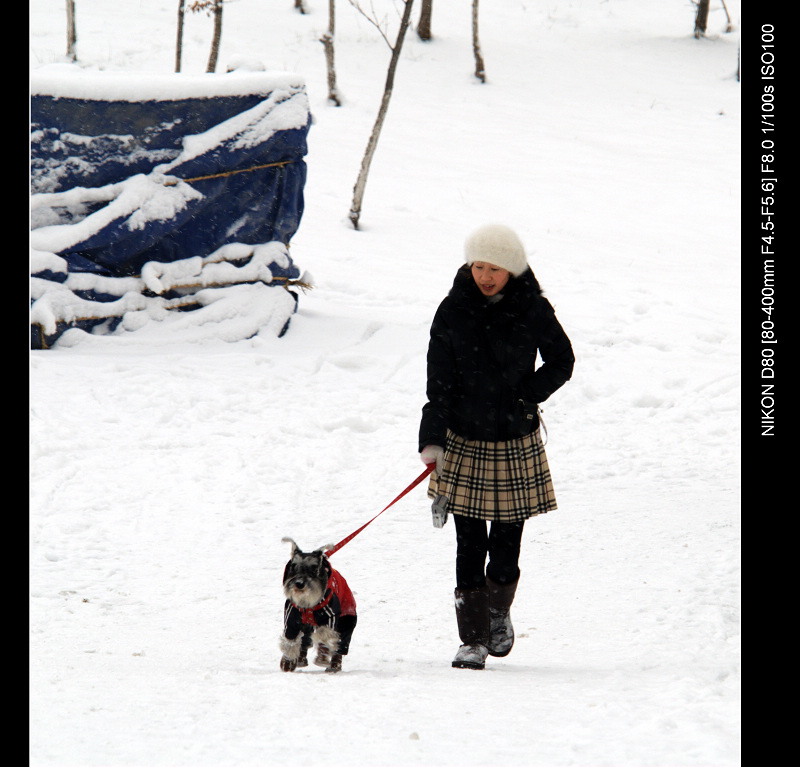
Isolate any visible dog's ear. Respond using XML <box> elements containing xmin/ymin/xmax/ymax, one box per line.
<box><xmin>317</xmin><ymin>554</ymin><xmax>332</xmax><ymax>582</ymax></box>
<box><xmin>282</xmin><ymin>537</ymin><xmax>300</xmax><ymax>556</ymax></box>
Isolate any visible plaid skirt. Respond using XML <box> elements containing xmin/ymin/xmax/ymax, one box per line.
<box><xmin>427</xmin><ymin>428</ymin><xmax>557</xmax><ymax>523</ymax></box>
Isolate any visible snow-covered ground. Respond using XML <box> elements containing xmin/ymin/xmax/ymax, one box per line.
<box><xmin>29</xmin><ymin>1</ymin><xmax>741</xmax><ymax>765</ymax></box>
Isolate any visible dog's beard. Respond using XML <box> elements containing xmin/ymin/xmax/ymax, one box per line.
<box><xmin>284</xmin><ymin>578</ymin><xmax>325</xmax><ymax>609</ymax></box>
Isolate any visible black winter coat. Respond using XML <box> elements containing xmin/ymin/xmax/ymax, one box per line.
<box><xmin>419</xmin><ymin>265</ymin><xmax>574</xmax><ymax>449</ymax></box>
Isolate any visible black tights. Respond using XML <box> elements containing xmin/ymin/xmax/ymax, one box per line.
<box><xmin>454</xmin><ymin>515</ymin><xmax>524</xmax><ymax>589</ymax></box>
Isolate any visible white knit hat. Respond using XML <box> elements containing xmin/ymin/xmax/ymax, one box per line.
<box><xmin>464</xmin><ymin>224</ymin><xmax>528</xmax><ymax>277</ymax></box>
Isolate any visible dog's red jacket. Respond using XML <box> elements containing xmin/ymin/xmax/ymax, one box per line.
<box><xmin>328</xmin><ymin>569</ymin><xmax>357</xmax><ymax>616</ymax></box>
<box><xmin>283</xmin><ymin>568</ymin><xmax>357</xmax><ymax>639</ymax></box>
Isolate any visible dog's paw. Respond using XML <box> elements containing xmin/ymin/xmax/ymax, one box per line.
<box><xmin>313</xmin><ymin>645</ymin><xmax>330</xmax><ymax>668</ymax></box>
<box><xmin>280</xmin><ymin>655</ymin><xmax>298</xmax><ymax>672</ymax></box>
<box><xmin>325</xmin><ymin>653</ymin><xmax>343</xmax><ymax>673</ymax></box>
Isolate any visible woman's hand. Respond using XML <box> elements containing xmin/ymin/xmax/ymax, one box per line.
<box><xmin>420</xmin><ymin>444</ymin><xmax>444</xmax><ymax>476</ymax></box>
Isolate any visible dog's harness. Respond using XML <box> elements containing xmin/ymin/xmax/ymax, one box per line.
<box><xmin>299</xmin><ymin>575</ymin><xmax>334</xmax><ymax>625</ymax></box>
<box><xmin>295</xmin><ymin>568</ymin><xmax>357</xmax><ymax>626</ymax></box>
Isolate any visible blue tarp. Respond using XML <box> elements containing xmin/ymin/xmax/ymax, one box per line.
<box><xmin>30</xmin><ymin>67</ymin><xmax>311</xmax><ymax>347</ymax></box>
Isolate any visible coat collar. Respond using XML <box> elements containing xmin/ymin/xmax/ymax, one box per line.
<box><xmin>448</xmin><ymin>265</ymin><xmax>543</xmax><ymax>312</ymax></box>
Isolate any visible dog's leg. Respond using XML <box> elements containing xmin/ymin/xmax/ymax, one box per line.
<box><xmin>327</xmin><ymin>652</ymin><xmax>343</xmax><ymax>673</ymax></box>
<box><xmin>297</xmin><ymin>628</ymin><xmax>313</xmax><ymax>668</ymax></box>
<box><xmin>312</xmin><ymin>626</ymin><xmax>342</xmax><ymax>671</ymax></box>
<box><xmin>336</xmin><ymin>615</ymin><xmax>357</xmax><ymax>656</ymax></box>
<box><xmin>280</xmin><ymin>634</ymin><xmax>303</xmax><ymax>672</ymax></box>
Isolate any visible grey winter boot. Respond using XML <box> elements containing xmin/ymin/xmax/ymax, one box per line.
<box><xmin>452</xmin><ymin>586</ymin><xmax>491</xmax><ymax>669</ymax></box>
<box><xmin>487</xmin><ymin>575</ymin><xmax>519</xmax><ymax>658</ymax></box>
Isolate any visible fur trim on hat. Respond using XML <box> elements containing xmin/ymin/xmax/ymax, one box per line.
<box><xmin>464</xmin><ymin>224</ymin><xmax>528</xmax><ymax>277</ymax></box>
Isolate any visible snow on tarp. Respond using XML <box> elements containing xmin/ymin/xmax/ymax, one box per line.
<box><xmin>30</xmin><ymin>64</ymin><xmax>312</xmax><ymax>348</ymax></box>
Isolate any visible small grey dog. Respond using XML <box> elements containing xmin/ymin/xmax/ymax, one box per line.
<box><xmin>280</xmin><ymin>537</ymin><xmax>358</xmax><ymax>673</ymax></box>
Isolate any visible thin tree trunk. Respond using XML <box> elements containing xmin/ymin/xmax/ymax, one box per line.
<box><xmin>472</xmin><ymin>0</ymin><xmax>485</xmax><ymax>82</ymax></box>
<box><xmin>719</xmin><ymin>0</ymin><xmax>733</xmax><ymax>32</ymax></box>
<box><xmin>206</xmin><ymin>0</ymin><xmax>223</xmax><ymax>72</ymax></box>
<box><xmin>736</xmin><ymin>42</ymin><xmax>740</xmax><ymax>82</ymax></box>
<box><xmin>694</xmin><ymin>0</ymin><xmax>710</xmax><ymax>38</ymax></box>
<box><xmin>320</xmin><ymin>0</ymin><xmax>341</xmax><ymax>105</ymax></box>
<box><xmin>349</xmin><ymin>0</ymin><xmax>415</xmax><ymax>230</ymax></box>
<box><xmin>417</xmin><ymin>0</ymin><xmax>432</xmax><ymax>41</ymax></box>
<box><xmin>66</xmin><ymin>0</ymin><xmax>77</xmax><ymax>61</ymax></box>
<box><xmin>175</xmin><ymin>0</ymin><xmax>186</xmax><ymax>72</ymax></box>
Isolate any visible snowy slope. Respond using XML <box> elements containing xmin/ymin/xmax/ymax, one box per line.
<box><xmin>29</xmin><ymin>1</ymin><xmax>741</xmax><ymax>765</ymax></box>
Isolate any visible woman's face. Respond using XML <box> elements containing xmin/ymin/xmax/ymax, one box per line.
<box><xmin>471</xmin><ymin>262</ymin><xmax>511</xmax><ymax>297</ymax></box>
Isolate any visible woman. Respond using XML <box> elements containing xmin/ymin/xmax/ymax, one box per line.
<box><xmin>419</xmin><ymin>223</ymin><xmax>574</xmax><ymax>669</ymax></box>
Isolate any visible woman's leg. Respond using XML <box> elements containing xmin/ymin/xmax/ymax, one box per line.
<box><xmin>454</xmin><ymin>517</ymin><xmax>525</xmax><ymax>586</ymax></box>
<box><xmin>454</xmin><ymin>514</ymin><xmax>489</xmax><ymax>589</ymax></box>
<box><xmin>485</xmin><ymin>521</ymin><xmax>523</xmax><ymax>657</ymax></box>
<box><xmin>452</xmin><ymin>515</ymin><xmax>491</xmax><ymax>668</ymax></box>
<box><xmin>486</xmin><ymin>520</ymin><xmax>524</xmax><ymax>584</ymax></box>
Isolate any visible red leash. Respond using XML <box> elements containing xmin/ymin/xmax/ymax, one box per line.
<box><xmin>324</xmin><ymin>464</ymin><xmax>435</xmax><ymax>556</ymax></box>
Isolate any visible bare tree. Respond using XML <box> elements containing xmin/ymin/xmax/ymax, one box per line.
<box><xmin>206</xmin><ymin>0</ymin><xmax>224</xmax><ymax>72</ymax></box>
<box><xmin>719</xmin><ymin>0</ymin><xmax>734</xmax><ymax>33</ymax></box>
<box><xmin>693</xmin><ymin>0</ymin><xmax>710</xmax><ymax>38</ymax></box>
<box><xmin>184</xmin><ymin>1</ymin><xmax>224</xmax><ymax>72</ymax></box>
<box><xmin>295</xmin><ymin>0</ymin><xmax>308</xmax><ymax>13</ymax></box>
<box><xmin>175</xmin><ymin>0</ymin><xmax>186</xmax><ymax>72</ymax></box>
<box><xmin>320</xmin><ymin>1</ymin><xmax>341</xmax><ymax>105</ymax></box>
<box><xmin>66</xmin><ymin>0</ymin><xmax>77</xmax><ymax>61</ymax></box>
<box><xmin>348</xmin><ymin>0</ymin><xmax>416</xmax><ymax>230</ymax></box>
<box><xmin>472</xmin><ymin>0</ymin><xmax>485</xmax><ymax>82</ymax></box>
<box><xmin>417</xmin><ymin>0</ymin><xmax>433</xmax><ymax>41</ymax></box>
